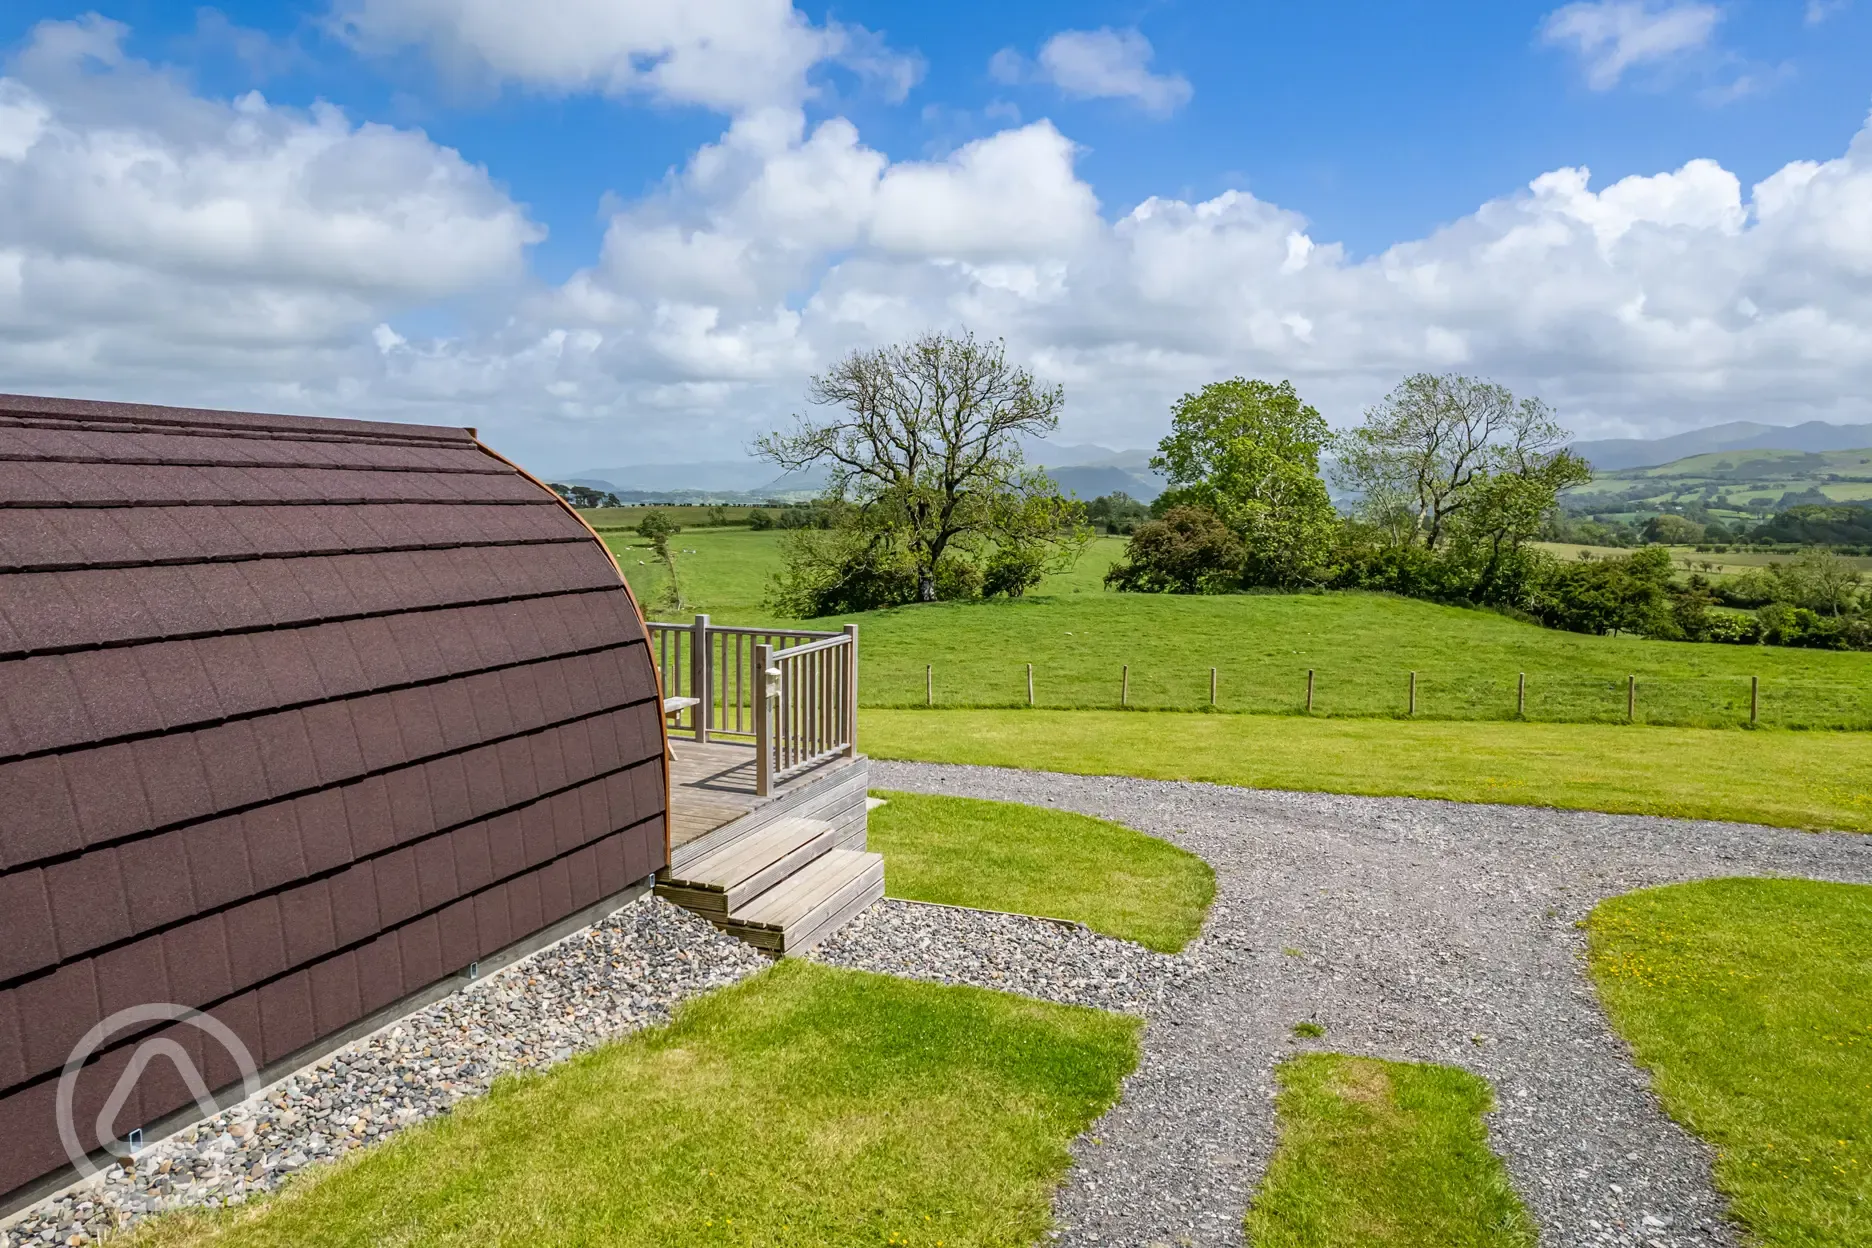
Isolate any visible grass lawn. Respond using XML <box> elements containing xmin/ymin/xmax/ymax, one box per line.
<box><xmin>1244</xmin><ymin>1054</ymin><xmax>1536</xmax><ymax>1247</ymax></box>
<box><xmin>868</xmin><ymin>791</ymin><xmax>1215</xmax><ymax>952</ymax></box>
<box><xmin>861</xmin><ymin>709</ymin><xmax>1872</xmax><ymax>833</ymax></box>
<box><xmin>134</xmin><ymin>961</ymin><xmax>1139</xmax><ymax>1248</ymax></box>
<box><xmin>1588</xmin><ymin>879</ymin><xmax>1872</xmax><ymax>1247</ymax></box>
<box><xmin>607</xmin><ymin>528</ymin><xmax>1872</xmax><ymax>729</ymax></box>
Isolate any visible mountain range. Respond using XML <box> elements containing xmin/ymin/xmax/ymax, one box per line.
<box><xmin>1030</xmin><ymin>444</ymin><xmax>1165</xmax><ymax>501</ymax></box>
<box><xmin>556</xmin><ymin>421</ymin><xmax>1872</xmax><ymax>507</ymax></box>
<box><xmin>1569</xmin><ymin>421</ymin><xmax>1872</xmax><ymax>472</ymax></box>
<box><xmin>557</xmin><ymin>444</ymin><xmax>1168</xmax><ymax>503</ymax></box>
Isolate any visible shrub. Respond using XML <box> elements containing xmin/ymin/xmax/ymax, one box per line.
<box><xmin>778</xmin><ymin>504</ymin><xmax>837</xmax><ymax>530</ymax></box>
<box><xmin>1700</xmin><ymin>611</ymin><xmax>1763</xmax><ymax>645</ymax></box>
<box><xmin>982</xmin><ymin>544</ymin><xmax>1051</xmax><ymax>598</ymax></box>
<box><xmin>1105</xmin><ymin>506</ymin><xmax>1246</xmax><ymax>593</ymax></box>
<box><xmin>1527</xmin><ymin>546</ymin><xmax>1675</xmax><ymax>636</ymax></box>
<box><xmin>746</xmin><ymin>508</ymin><xmax>775</xmax><ymax>531</ymax></box>
<box><xmin>767</xmin><ymin>530</ymin><xmax>918</xmax><ymax>616</ymax></box>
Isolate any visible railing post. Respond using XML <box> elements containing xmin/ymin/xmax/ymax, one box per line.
<box><xmin>842</xmin><ymin>624</ymin><xmax>858</xmax><ymax>758</ymax></box>
<box><xmin>691</xmin><ymin>613</ymin><xmax>710</xmax><ymax>743</ymax></box>
<box><xmin>754</xmin><ymin>642</ymin><xmax>773</xmax><ymax>796</ymax></box>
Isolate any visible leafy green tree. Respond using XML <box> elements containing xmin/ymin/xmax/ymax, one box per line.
<box><xmin>637</xmin><ymin>510</ymin><xmax>679</xmax><ymax>551</ymax></box>
<box><xmin>1336</xmin><ymin>373</ymin><xmax>1586</xmax><ymax>552</ymax></box>
<box><xmin>548</xmin><ymin>483</ymin><xmax>614</xmax><ymax>509</ymax></box>
<box><xmin>1753</xmin><ymin>504</ymin><xmax>1872</xmax><ymax>544</ymax></box>
<box><xmin>757</xmin><ymin>331</ymin><xmax>1079</xmax><ymax>604</ymax></box>
<box><xmin>1151</xmin><ymin>378</ymin><xmax>1339</xmax><ymax>587</ymax></box>
<box><xmin>746</xmin><ymin>508</ymin><xmax>775</xmax><ymax>531</ymax></box>
<box><xmin>1771</xmin><ymin>549</ymin><xmax>1863</xmax><ymax>616</ymax></box>
<box><xmin>1086</xmin><ymin>492</ymin><xmax>1150</xmax><ymax>535</ymax></box>
<box><xmin>1335</xmin><ymin>373</ymin><xmax>1587</xmax><ymax>605</ymax></box>
<box><xmin>1642</xmin><ymin>514</ymin><xmax>1705</xmax><ymax>544</ymax></box>
<box><xmin>1105</xmin><ymin>506</ymin><xmax>1246</xmax><ymax>594</ymax></box>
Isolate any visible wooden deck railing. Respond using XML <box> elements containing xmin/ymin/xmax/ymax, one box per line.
<box><xmin>647</xmin><ymin>615</ymin><xmax>858</xmax><ymax>795</ymax></box>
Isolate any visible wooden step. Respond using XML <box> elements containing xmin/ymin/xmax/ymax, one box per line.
<box><xmin>724</xmin><ymin>849</ymin><xmax>884</xmax><ymax>956</ymax></box>
<box><xmin>655</xmin><ymin>817</ymin><xmax>835</xmax><ymax>920</ymax></box>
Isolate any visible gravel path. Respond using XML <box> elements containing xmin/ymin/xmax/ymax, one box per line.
<box><xmin>873</xmin><ymin>761</ymin><xmax>1872</xmax><ymax>1248</ymax></box>
<box><xmin>3</xmin><ymin>897</ymin><xmax>765</xmax><ymax>1248</ymax></box>
<box><xmin>813</xmin><ymin>899</ymin><xmax>1198</xmax><ymax>1015</ymax></box>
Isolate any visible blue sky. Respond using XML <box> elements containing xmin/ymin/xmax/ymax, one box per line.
<box><xmin>0</xmin><ymin>1</ymin><xmax>1869</xmax><ymax>474</ymax></box>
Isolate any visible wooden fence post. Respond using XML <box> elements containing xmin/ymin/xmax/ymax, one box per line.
<box><xmin>926</xmin><ymin>664</ymin><xmax>933</xmax><ymax>707</ymax></box>
<box><xmin>1027</xmin><ymin>663</ymin><xmax>1034</xmax><ymax>706</ymax></box>
<box><xmin>1408</xmin><ymin>671</ymin><xmax>1417</xmax><ymax>716</ymax></box>
<box><xmin>1209</xmin><ymin>666</ymin><xmax>1217</xmax><ymax>707</ymax></box>
<box><xmin>1627</xmin><ymin>674</ymin><xmax>1636</xmax><ymax>722</ymax></box>
<box><xmin>1517</xmin><ymin>671</ymin><xmax>1526</xmax><ymax>719</ymax></box>
<box><xmin>1750</xmin><ymin>675</ymin><xmax>1758</xmax><ymax>724</ymax></box>
<box><xmin>1305</xmin><ymin>669</ymin><xmax>1314</xmax><ymax>713</ymax></box>
<box><xmin>1121</xmin><ymin>664</ymin><xmax>1130</xmax><ymax>706</ymax></box>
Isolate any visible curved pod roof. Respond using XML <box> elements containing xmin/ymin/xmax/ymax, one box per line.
<box><xmin>0</xmin><ymin>394</ymin><xmax>667</xmax><ymax>1202</ymax></box>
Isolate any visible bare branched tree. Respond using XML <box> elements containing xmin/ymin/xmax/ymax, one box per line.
<box><xmin>756</xmin><ymin>331</ymin><xmax>1067</xmax><ymax>602</ymax></box>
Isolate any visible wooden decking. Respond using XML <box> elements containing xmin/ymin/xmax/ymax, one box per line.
<box><xmin>668</xmin><ymin>739</ymin><xmax>858</xmax><ymax>849</ymax></box>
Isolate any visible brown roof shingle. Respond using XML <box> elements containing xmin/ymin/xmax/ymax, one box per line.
<box><xmin>0</xmin><ymin>395</ymin><xmax>665</xmax><ymax>1201</ymax></box>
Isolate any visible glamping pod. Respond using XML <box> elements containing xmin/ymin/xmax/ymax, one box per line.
<box><xmin>0</xmin><ymin>395</ymin><xmax>668</xmax><ymax>1204</ymax></box>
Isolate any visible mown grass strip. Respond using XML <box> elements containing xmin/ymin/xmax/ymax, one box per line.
<box><xmin>132</xmin><ymin>962</ymin><xmax>1140</xmax><ymax>1248</ymax></box>
<box><xmin>861</xmin><ymin>708</ymin><xmax>1872</xmax><ymax>832</ymax></box>
<box><xmin>1245</xmin><ymin>1053</ymin><xmax>1536</xmax><ymax>1247</ymax></box>
<box><xmin>1589</xmin><ymin>879</ymin><xmax>1872</xmax><ymax>1247</ymax></box>
<box><xmin>869</xmin><ymin>790</ymin><xmax>1215</xmax><ymax>953</ymax></box>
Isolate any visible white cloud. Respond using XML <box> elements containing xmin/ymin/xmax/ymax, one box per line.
<box><xmin>394</xmin><ymin>104</ymin><xmax>1872</xmax><ymax>464</ymax></box>
<box><xmin>5</xmin><ymin>16</ymin><xmax>1872</xmax><ymax>472</ymax></box>
<box><xmin>990</xmin><ymin>28</ymin><xmax>1192</xmax><ymax>116</ymax></box>
<box><xmin>1540</xmin><ymin>1</ymin><xmax>1720</xmax><ymax>89</ymax></box>
<box><xmin>0</xmin><ymin>17</ymin><xmax>539</xmax><ymax>403</ymax></box>
<box><xmin>1805</xmin><ymin>0</ymin><xmax>1850</xmax><ymax>24</ymax></box>
<box><xmin>987</xmin><ymin>47</ymin><xmax>1025</xmax><ymax>86</ymax></box>
<box><xmin>334</xmin><ymin>0</ymin><xmax>920</xmax><ymax>113</ymax></box>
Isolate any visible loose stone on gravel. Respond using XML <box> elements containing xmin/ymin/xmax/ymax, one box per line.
<box><xmin>812</xmin><ymin>899</ymin><xmax>1196</xmax><ymax>1015</ymax></box>
<box><xmin>2</xmin><ymin>896</ymin><xmax>766</xmax><ymax>1247</ymax></box>
<box><xmin>874</xmin><ymin>760</ymin><xmax>1872</xmax><ymax>1248</ymax></box>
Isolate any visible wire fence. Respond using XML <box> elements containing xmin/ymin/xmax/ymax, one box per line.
<box><xmin>865</xmin><ymin>662</ymin><xmax>1872</xmax><ymax>729</ymax></box>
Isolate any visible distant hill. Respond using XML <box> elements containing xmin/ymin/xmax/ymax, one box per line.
<box><xmin>1571</xmin><ymin>421</ymin><xmax>1872</xmax><ymax>471</ymax></box>
<box><xmin>561</xmin><ymin>463</ymin><xmax>828</xmax><ymax>504</ymax></box>
<box><xmin>1033</xmin><ymin>444</ymin><xmax>1164</xmax><ymax>501</ymax></box>
<box><xmin>569</xmin><ymin>461</ymin><xmax>777</xmax><ymax>493</ymax></box>
<box><xmin>1563</xmin><ymin>446</ymin><xmax>1872</xmax><ymax>520</ymax></box>
<box><xmin>562</xmin><ymin>442</ymin><xmax>1166</xmax><ymax>504</ymax></box>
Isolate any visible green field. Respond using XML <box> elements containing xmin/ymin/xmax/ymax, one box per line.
<box><xmin>869</xmin><ymin>791</ymin><xmax>1215</xmax><ymax>952</ymax></box>
<box><xmin>609</xmin><ymin>528</ymin><xmax>1872</xmax><ymax>729</ymax></box>
<box><xmin>1244</xmin><ymin>1054</ymin><xmax>1536</xmax><ymax>1248</ymax></box>
<box><xmin>135</xmin><ymin>963</ymin><xmax>1139</xmax><ymax>1248</ymax></box>
<box><xmin>1589</xmin><ymin>880</ymin><xmax>1872</xmax><ymax>1246</ymax></box>
<box><xmin>579</xmin><ymin>505</ymin><xmax>778</xmax><ymax>530</ymax></box>
<box><xmin>860</xmin><ymin>709</ymin><xmax>1872</xmax><ymax>832</ymax></box>
<box><xmin>1536</xmin><ymin>542</ymin><xmax>1872</xmax><ymax>577</ymax></box>
<box><xmin>1564</xmin><ymin>446</ymin><xmax>1872</xmax><ymax>521</ymax></box>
